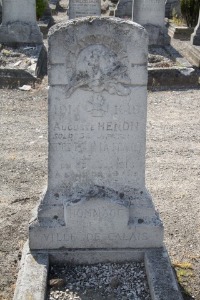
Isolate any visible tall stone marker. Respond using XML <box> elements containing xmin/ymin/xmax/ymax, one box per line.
<box><xmin>69</xmin><ymin>0</ymin><xmax>101</xmax><ymax>19</ymax></box>
<box><xmin>115</xmin><ymin>0</ymin><xmax>133</xmax><ymax>18</ymax></box>
<box><xmin>191</xmin><ymin>9</ymin><xmax>200</xmax><ymax>46</ymax></box>
<box><xmin>133</xmin><ymin>0</ymin><xmax>170</xmax><ymax>45</ymax></box>
<box><xmin>29</xmin><ymin>18</ymin><xmax>163</xmax><ymax>259</ymax></box>
<box><xmin>0</xmin><ymin>0</ymin><xmax>42</xmax><ymax>44</ymax></box>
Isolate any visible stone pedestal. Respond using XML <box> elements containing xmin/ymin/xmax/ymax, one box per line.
<box><xmin>0</xmin><ymin>0</ymin><xmax>42</xmax><ymax>45</ymax></box>
<box><xmin>191</xmin><ymin>9</ymin><xmax>200</xmax><ymax>46</ymax></box>
<box><xmin>133</xmin><ymin>0</ymin><xmax>170</xmax><ymax>45</ymax></box>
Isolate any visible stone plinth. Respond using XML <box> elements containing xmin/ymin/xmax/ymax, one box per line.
<box><xmin>29</xmin><ymin>17</ymin><xmax>163</xmax><ymax>256</ymax></box>
<box><xmin>191</xmin><ymin>9</ymin><xmax>200</xmax><ymax>46</ymax></box>
<box><xmin>133</xmin><ymin>0</ymin><xmax>170</xmax><ymax>45</ymax></box>
<box><xmin>69</xmin><ymin>0</ymin><xmax>101</xmax><ymax>19</ymax></box>
<box><xmin>0</xmin><ymin>0</ymin><xmax>42</xmax><ymax>45</ymax></box>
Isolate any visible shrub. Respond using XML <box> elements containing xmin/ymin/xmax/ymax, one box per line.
<box><xmin>180</xmin><ymin>0</ymin><xmax>200</xmax><ymax>27</ymax></box>
<box><xmin>36</xmin><ymin>0</ymin><xmax>47</xmax><ymax>19</ymax></box>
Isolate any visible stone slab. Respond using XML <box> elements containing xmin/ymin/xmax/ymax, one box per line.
<box><xmin>186</xmin><ymin>44</ymin><xmax>200</xmax><ymax>68</ymax></box>
<box><xmin>0</xmin><ymin>69</ymin><xmax>36</xmax><ymax>89</ymax></box>
<box><xmin>145</xmin><ymin>248</ymin><xmax>183</xmax><ymax>300</ymax></box>
<box><xmin>13</xmin><ymin>241</ymin><xmax>49</xmax><ymax>300</ymax></box>
<box><xmin>69</xmin><ymin>0</ymin><xmax>101</xmax><ymax>19</ymax></box>
<box><xmin>48</xmin><ymin>248</ymin><xmax>145</xmax><ymax>264</ymax></box>
<box><xmin>0</xmin><ymin>45</ymin><xmax>47</xmax><ymax>88</ymax></box>
<box><xmin>168</xmin><ymin>23</ymin><xmax>194</xmax><ymax>41</ymax></box>
<box><xmin>148</xmin><ymin>67</ymin><xmax>199</xmax><ymax>89</ymax></box>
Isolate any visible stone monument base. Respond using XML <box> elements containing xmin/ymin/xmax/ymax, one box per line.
<box><xmin>29</xmin><ymin>188</ymin><xmax>164</xmax><ymax>252</ymax></box>
<box><xmin>186</xmin><ymin>44</ymin><xmax>200</xmax><ymax>67</ymax></box>
<box><xmin>0</xmin><ymin>22</ymin><xmax>43</xmax><ymax>45</ymax></box>
<box><xmin>144</xmin><ymin>24</ymin><xmax>170</xmax><ymax>46</ymax></box>
<box><xmin>191</xmin><ymin>32</ymin><xmax>200</xmax><ymax>46</ymax></box>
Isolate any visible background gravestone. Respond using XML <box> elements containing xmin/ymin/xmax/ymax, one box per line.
<box><xmin>191</xmin><ymin>9</ymin><xmax>200</xmax><ymax>46</ymax></box>
<box><xmin>115</xmin><ymin>0</ymin><xmax>132</xmax><ymax>18</ymax></box>
<box><xmin>0</xmin><ymin>0</ymin><xmax>2</xmax><ymax>24</ymax></box>
<box><xmin>69</xmin><ymin>0</ymin><xmax>101</xmax><ymax>19</ymax></box>
<box><xmin>165</xmin><ymin>0</ymin><xmax>181</xmax><ymax>19</ymax></box>
<box><xmin>0</xmin><ymin>0</ymin><xmax>42</xmax><ymax>44</ymax></box>
<box><xmin>29</xmin><ymin>17</ymin><xmax>163</xmax><ymax>256</ymax></box>
<box><xmin>133</xmin><ymin>0</ymin><xmax>170</xmax><ymax>45</ymax></box>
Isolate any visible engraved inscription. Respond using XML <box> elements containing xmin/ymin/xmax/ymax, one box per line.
<box><xmin>70</xmin><ymin>0</ymin><xmax>100</xmax><ymax>18</ymax></box>
<box><xmin>68</xmin><ymin>207</ymin><xmax>126</xmax><ymax>219</ymax></box>
<box><xmin>43</xmin><ymin>231</ymin><xmax>149</xmax><ymax>243</ymax></box>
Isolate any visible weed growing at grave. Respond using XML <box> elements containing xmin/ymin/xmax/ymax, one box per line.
<box><xmin>180</xmin><ymin>0</ymin><xmax>200</xmax><ymax>27</ymax></box>
<box><xmin>36</xmin><ymin>0</ymin><xmax>47</xmax><ymax>19</ymax></box>
<box><xmin>173</xmin><ymin>261</ymin><xmax>194</xmax><ymax>297</ymax></box>
<box><xmin>172</xmin><ymin>16</ymin><xmax>186</xmax><ymax>26</ymax></box>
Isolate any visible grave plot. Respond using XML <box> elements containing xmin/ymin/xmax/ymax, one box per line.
<box><xmin>0</xmin><ymin>0</ymin><xmax>47</xmax><ymax>88</ymax></box>
<box><xmin>47</xmin><ymin>262</ymin><xmax>151</xmax><ymax>300</ymax></box>
<box><xmin>0</xmin><ymin>45</ymin><xmax>47</xmax><ymax>88</ymax></box>
<box><xmin>13</xmin><ymin>17</ymin><xmax>183</xmax><ymax>300</ymax></box>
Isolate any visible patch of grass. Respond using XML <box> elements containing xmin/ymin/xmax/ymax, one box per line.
<box><xmin>173</xmin><ymin>261</ymin><xmax>194</xmax><ymax>298</ymax></box>
<box><xmin>173</xmin><ymin>262</ymin><xmax>193</xmax><ymax>269</ymax></box>
<box><xmin>172</xmin><ymin>16</ymin><xmax>186</xmax><ymax>26</ymax></box>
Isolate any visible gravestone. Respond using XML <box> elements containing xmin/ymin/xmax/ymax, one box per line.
<box><xmin>133</xmin><ymin>0</ymin><xmax>170</xmax><ymax>45</ymax></box>
<box><xmin>0</xmin><ymin>0</ymin><xmax>42</xmax><ymax>44</ymax></box>
<box><xmin>69</xmin><ymin>0</ymin><xmax>101</xmax><ymax>19</ymax></box>
<box><xmin>191</xmin><ymin>9</ymin><xmax>200</xmax><ymax>46</ymax></box>
<box><xmin>0</xmin><ymin>0</ymin><xmax>2</xmax><ymax>24</ymax></box>
<box><xmin>165</xmin><ymin>0</ymin><xmax>181</xmax><ymax>19</ymax></box>
<box><xmin>29</xmin><ymin>17</ymin><xmax>163</xmax><ymax>258</ymax></box>
<box><xmin>115</xmin><ymin>0</ymin><xmax>132</xmax><ymax>18</ymax></box>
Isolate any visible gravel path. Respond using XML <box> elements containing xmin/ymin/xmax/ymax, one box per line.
<box><xmin>0</xmin><ymin>85</ymin><xmax>200</xmax><ymax>299</ymax></box>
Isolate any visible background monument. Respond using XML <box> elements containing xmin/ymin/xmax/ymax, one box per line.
<box><xmin>69</xmin><ymin>0</ymin><xmax>101</xmax><ymax>19</ymax></box>
<box><xmin>0</xmin><ymin>0</ymin><xmax>42</xmax><ymax>44</ymax></box>
<box><xmin>133</xmin><ymin>0</ymin><xmax>170</xmax><ymax>45</ymax></box>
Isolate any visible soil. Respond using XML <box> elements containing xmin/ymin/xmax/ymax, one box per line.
<box><xmin>0</xmin><ymin>2</ymin><xmax>200</xmax><ymax>300</ymax></box>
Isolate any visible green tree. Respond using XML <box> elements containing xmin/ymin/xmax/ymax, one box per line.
<box><xmin>36</xmin><ymin>0</ymin><xmax>47</xmax><ymax>19</ymax></box>
<box><xmin>181</xmin><ymin>0</ymin><xmax>200</xmax><ymax>27</ymax></box>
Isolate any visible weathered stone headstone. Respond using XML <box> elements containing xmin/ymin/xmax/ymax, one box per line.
<box><xmin>29</xmin><ymin>17</ymin><xmax>163</xmax><ymax>258</ymax></box>
<box><xmin>0</xmin><ymin>0</ymin><xmax>42</xmax><ymax>44</ymax></box>
<box><xmin>165</xmin><ymin>0</ymin><xmax>181</xmax><ymax>19</ymax></box>
<box><xmin>0</xmin><ymin>0</ymin><xmax>2</xmax><ymax>24</ymax></box>
<box><xmin>115</xmin><ymin>0</ymin><xmax>132</xmax><ymax>18</ymax></box>
<box><xmin>191</xmin><ymin>9</ymin><xmax>200</xmax><ymax>46</ymax></box>
<box><xmin>133</xmin><ymin>0</ymin><xmax>170</xmax><ymax>45</ymax></box>
<box><xmin>69</xmin><ymin>0</ymin><xmax>101</xmax><ymax>19</ymax></box>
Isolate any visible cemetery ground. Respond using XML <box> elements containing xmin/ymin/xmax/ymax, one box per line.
<box><xmin>0</xmin><ymin>81</ymin><xmax>200</xmax><ymax>300</ymax></box>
